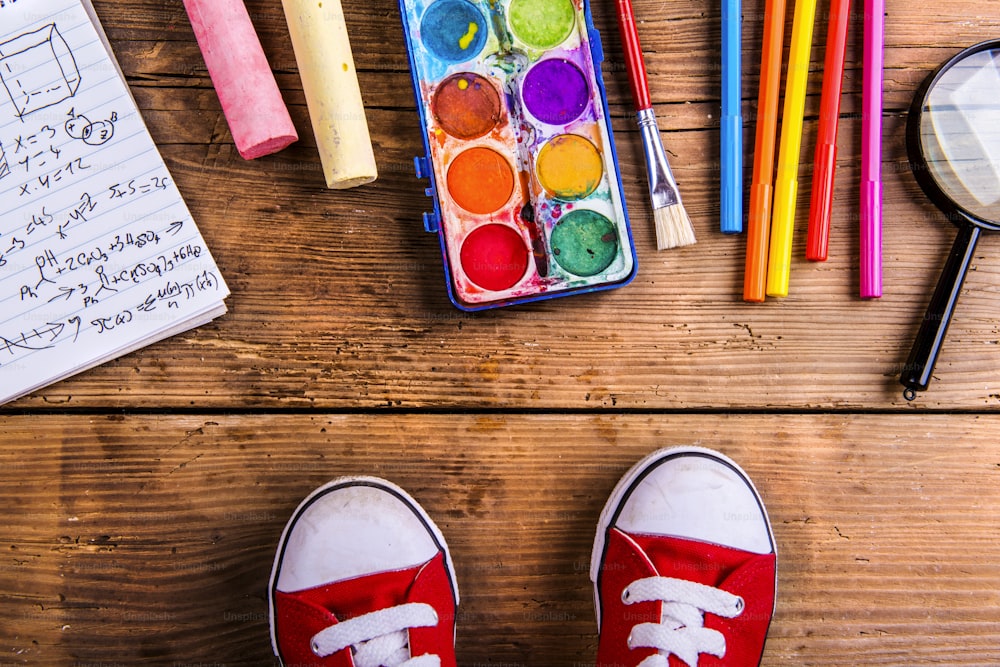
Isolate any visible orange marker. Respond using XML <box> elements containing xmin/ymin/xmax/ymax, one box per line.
<box><xmin>743</xmin><ymin>0</ymin><xmax>788</xmax><ymax>301</ymax></box>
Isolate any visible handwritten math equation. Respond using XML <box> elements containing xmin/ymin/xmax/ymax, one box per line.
<box><xmin>1</xmin><ymin>170</ymin><xmax>173</xmax><ymax>269</ymax></box>
<box><xmin>0</xmin><ymin>107</ymin><xmax>117</xmax><ymax>197</ymax></box>
<box><xmin>2</xmin><ymin>196</ymin><xmax>222</xmax><ymax>360</ymax></box>
<box><xmin>0</xmin><ymin>266</ymin><xmax>221</xmax><ymax>359</ymax></box>
<box><xmin>0</xmin><ymin>12</ymin><xmax>227</xmax><ymax>390</ymax></box>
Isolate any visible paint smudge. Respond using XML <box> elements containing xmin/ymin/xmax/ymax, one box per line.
<box><xmin>458</xmin><ymin>23</ymin><xmax>479</xmax><ymax>50</ymax></box>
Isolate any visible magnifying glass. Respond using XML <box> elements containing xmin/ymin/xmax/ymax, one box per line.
<box><xmin>900</xmin><ymin>40</ymin><xmax>1000</xmax><ymax>400</ymax></box>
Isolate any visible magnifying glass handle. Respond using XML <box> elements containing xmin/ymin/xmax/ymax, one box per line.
<box><xmin>901</xmin><ymin>224</ymin><xmax>981</xmax><ymax>400</ymax></box>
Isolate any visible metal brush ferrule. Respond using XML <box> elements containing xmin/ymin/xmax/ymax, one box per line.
<box><xmin>636</xmin><ymin>108</ymin><xmax>681</xmax><ymax>208</ymax></box>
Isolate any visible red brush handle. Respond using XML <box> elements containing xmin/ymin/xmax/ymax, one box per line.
<box><xmin>615</xmin><ymin>0</ymin><xmax>653</xmax><ymax>111</ymax></box>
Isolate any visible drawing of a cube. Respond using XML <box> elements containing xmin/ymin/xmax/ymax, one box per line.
<box><xmin>0</xmin><ymin>24</ymin><xmax>81</xmax><ymax>119</ymax></box>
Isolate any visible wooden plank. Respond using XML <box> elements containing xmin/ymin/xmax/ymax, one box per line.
<box><xmin>5</xmin><ymin>0</ymin><xmax>1000</xmax><ymax>411</ymax></box>
<box><xmin>7</xmin><ymin>113</ymin><xmax>997</xmax><ymax>409</ymax></box>
<box><xmin>5</xmin><ymin>2</ymin><xmax>999</xmax><ymax>666</ymax></box>
<box><xmin>2</xmin><ymin>413</ymin><xmax>999</xmax><ymax>664</ymax></box>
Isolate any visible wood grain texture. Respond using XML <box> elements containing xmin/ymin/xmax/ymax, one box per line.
<box><xmin>3</xmin><ymin>414</ymin><xmax>1000</xmax><ymax>665</ymax></box>
<box><xmin>3</xmin><ymin>0</ymin><xmax>1000</xmax><ymax>664</ymax></box>
<box><xmin>1</xmin><ymin>0</ymin><xmax>998</xmax><ymax>409</ymax></box>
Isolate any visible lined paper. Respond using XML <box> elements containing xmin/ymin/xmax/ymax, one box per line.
<box><xmin>0</xmin><ymin>0</ymin><xmax>229</xmax><ymax>405</ymax></box>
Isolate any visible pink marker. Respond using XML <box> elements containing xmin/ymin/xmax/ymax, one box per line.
<box><xmin>182</xmin><ymin>0</ymin><xmax>297</xmax><ymax>159</ymax></box>
<box><xmin>860</xmin><ymin>0</ymin><xmax>884</xmax><ymax>298</ymax></box>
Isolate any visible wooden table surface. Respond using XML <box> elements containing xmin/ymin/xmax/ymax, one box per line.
<box><xmin>3</xmin><ymin>0</ymin><xmax>1000</xmax><ymax>664</ymax></box>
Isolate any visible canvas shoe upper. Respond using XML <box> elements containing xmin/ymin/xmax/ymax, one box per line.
<box><xmin>269</xmin><ymin>477</ymin><xmax>459</xmax><ymax>667</ymax></box>
<box><xmin>591</xmin><ymin>447</ymin><xmax>777</xmax><ymax>667</ymax></box>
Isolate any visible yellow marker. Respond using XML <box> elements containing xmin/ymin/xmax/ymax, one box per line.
<box><xmin>281</xmin><ymin>0</ymin><xmax>377</xmax><ymax>188</ymax></box>
<box><xmin>765</xmin><ymin>0</ymin><xmax>818</xmax><ymax>297</ymax></box>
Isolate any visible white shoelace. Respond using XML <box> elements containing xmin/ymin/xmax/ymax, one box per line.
<box><xmin>310</xmin><ymin>602</ymin><xmax>441</xmax><ymax>667</ymax></box>
<box><xmin>622</xmin><ymin>576</ymin><xmax>745</xmax><ymax>667</ymax></box>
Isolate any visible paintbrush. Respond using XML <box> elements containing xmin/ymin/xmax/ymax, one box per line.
<box><xmin>614</xmin><ymin>0</ymin><xmax>695</xmax><ymax>249</ymax></box>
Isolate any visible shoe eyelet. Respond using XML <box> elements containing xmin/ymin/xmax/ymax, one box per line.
<box><xmin>310</xmin><ymin>639</ymin><xmax>322</xmax><ymax>657</ymax></box>
<box><xmin>621</xmin><ymin>587</ymin><xmax>632</xmax><ymax>604</ymax></box>
<box><xmin>735</xmin><ymin>596</ymin><xmax>745</xmax><ymax>613</ymax></box>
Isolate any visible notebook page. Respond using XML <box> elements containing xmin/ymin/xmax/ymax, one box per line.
<box><xmin>0</xmin><ymin>0</ymin><xmax>229</xmax><ymax>405</ymax></box>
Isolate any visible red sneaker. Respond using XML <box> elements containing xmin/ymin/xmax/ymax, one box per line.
<box><xmin>591</xmin><ymin>447</ymin><xmax>777</xmax><ymax>667</ymax></box>
<box><xmin>269</xmin><ymin>477</ymin><xmax>459</xmax><ymax>667</ymax></box>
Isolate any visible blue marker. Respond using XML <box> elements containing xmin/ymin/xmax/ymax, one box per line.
<box><xmin>721</xmin><ymin>0</ymin><xmax>743</xmax><ymax>234</ymax></box>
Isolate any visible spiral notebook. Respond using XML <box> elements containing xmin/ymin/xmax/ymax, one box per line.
<box><xmin>0</xmin><ymin>0</ymin><xmax>229</xmax><ymax>405</ymax></box>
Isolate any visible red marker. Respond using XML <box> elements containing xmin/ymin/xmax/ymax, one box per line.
<box><xmin>806</xmin><ymin>0</ymin><xmax>851</xmax><ymax>261</ymax></box>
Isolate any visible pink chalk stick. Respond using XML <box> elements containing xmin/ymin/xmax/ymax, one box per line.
<box><xmin>182</xmin><ymin>0</ymin><xmax>297</xmax><ymax>159</ymax></box>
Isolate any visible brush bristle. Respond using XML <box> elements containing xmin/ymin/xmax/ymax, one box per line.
<box><xmin>654</xmin><ymin>203</ymin><xmax>696</xmax><ymax>250</ymax></box>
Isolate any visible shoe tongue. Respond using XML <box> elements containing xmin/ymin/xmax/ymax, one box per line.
<box><xmin>628</xmin><ymin>530</ymin><xmax>764</xmax><ymax>589</ymax></box>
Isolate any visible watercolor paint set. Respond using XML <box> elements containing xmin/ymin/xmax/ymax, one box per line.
<box><xmin>398</xmin><ymin>0</ymin><xmax>637</xmax><ymax>310</ymax></box>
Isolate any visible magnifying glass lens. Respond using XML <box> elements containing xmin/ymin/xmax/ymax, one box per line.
<box><xmin>920</xmin><ymin>46</ymin><xmax>1000</xmax><ymax>220</ymax></box>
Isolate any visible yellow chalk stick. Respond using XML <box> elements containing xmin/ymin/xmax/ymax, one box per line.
<box><xmin>281</xmin><ymin>0</ymin><xmax>377</xmax><ymax>188</ymax></box>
